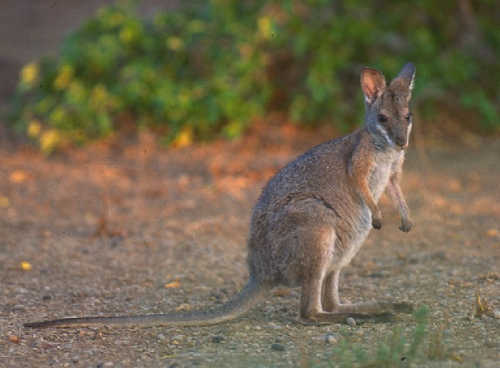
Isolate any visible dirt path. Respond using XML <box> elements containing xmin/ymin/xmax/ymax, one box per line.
<box><xmin>1</xmin><ymin>131</ymin><xmax>499</xmax><ymax>367</ymax></box>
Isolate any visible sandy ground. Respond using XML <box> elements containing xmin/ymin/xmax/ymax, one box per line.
<box><xmin>0</xmin><ymin>128</ymin><xmax>499</xmax><ymax>367</ymax></box>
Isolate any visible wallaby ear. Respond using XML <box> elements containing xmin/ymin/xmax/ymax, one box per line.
<box><xmin>361</xmin><ymin>68</ymin><xmax>386</xmax><ymax>105</ymax></box>
<box><xmin>394</xmin><ymin>62</ymin><xmax>416</xmax><ymax>92</ymax></box>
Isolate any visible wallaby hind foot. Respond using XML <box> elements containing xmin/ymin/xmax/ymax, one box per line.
<box><xmin>300</xmin><ymin>301</ymin><xmax>413</xmax><ymax>324</ymax></box>
<box><xmin>327</xmin><ymin>301</ymin><xmax>413</xmax><ymax>315</ymax></box>
<box><xmin>299</xmin><ymin>312</ymin><xmax>395</xmax><ymax>325</ymax></box>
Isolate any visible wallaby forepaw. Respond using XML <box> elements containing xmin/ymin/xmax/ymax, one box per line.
<box><xmin>372</xmin><ymin>217</ymin><xmax>382</xmax><ymax>230</ymax></box>
<box><xmin>399</xmin><ymin>219</ymin><xmax>413</xmax><ymax>232</ymax></box>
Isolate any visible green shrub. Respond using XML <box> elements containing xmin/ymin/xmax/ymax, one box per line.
<box><xmin>11</xmin><ymin>1</ymin><xmax>270</xmax><ymax>152</ymax></box>
<box><xmin>10</xmin><ymin>0</ymin><xmax>499</xmax><ymax>152</ymax></box>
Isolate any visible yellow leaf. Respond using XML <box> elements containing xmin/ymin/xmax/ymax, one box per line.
<box><xmin>53</xmin><ymin>64</ymin><xmax>74</xmax><ymax>90</ymax></box>
<box><xmin>258</xmin><ymin>16</ymin><xmax>273</xmax><ymax>39</ymax></box>
<box><xmin>9</xmin><ymin>170</ymin><xmax>27</xmax><ymax>183</ymax></box>
<box><xmin>90</xmin><ymin>84</ymin><xmax>109</xmax><ymax>110</ymax></box>
<box><xmin>0</xmin><ymin>196</ymin><xmax>9</xmax><ymax>208</ymax></box>
<box><xmin>449</xmin><ymin>353</ymin><xmax>463</xmax><ymax>363</ymax></box>
<box><xmin>8</xmin><ymin>335</ymin><xmax>20</xmax><ymax>344</ymax></box>
<box><xmin>486</xmin><ymin>228</ymin><xmax>498</xmax><ymax>238</ymax></box>
<box><xmin>28</xmin><ymin>120</ymin><xmax>42</xmax><ymax>137</ymax></box>
<box><xmin>166</xmin><ymin>36</ymin><xmax>183</xmax><ymax>51</ymax></box>
<box><xmin>172</xmin><ymin>128</ymin><xmax>192</xmax><ymax>148</ymax></box>
<box><xmin>21</xmin><ymin>261</ymin><xmax>32</xmax><ymax>271</ymax></box>
<box><xmin>175</xmin><ymin>303</ymin><xmax>191</xmax><ymax>312</ymax></box>
<box><xmin>40</xmin><ymin>130</ymin><xmax>61</xmax><ymax>154</ymax></box>
<box><xmin>164</xmin><ymin>280</ymin><xmax>180</xmax><ymax>289</ymax></box>
<box><xmin>20</xmin><ymin>62</ymin><xmax>38</xmax><ymax>86</ymax></box>
<box><xmin>160</xmin><ymin>354</ymin><xmax>176</xmax><ymax>359</ymax></box>
<box><xmin>476</xmin><ymin>293</ymin><xmax>485</xmax><ymax>313</ymax></box>
<box><xmin>120</xmin><ymin>27</ymin><xmax>136</xmax><ymax>44</ymax></box>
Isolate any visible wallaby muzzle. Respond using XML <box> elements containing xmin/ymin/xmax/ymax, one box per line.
<box><xmin>392</xmin><ymin>124</ymin><xmax>409</xmax><ymax>149</ymax></box>
<box><xmin>394</xmin><ymin>135</ymin><xmax>407</xmax><ymax>148</ymax></box>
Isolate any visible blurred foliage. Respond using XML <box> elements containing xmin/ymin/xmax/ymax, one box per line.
<box><xmin>9</xmin><ymin>0</ymin><xmax>499</xmax><ymax>152</ymax></box>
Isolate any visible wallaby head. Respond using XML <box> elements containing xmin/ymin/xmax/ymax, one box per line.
<box><xmin>361</xmin><ymin>63</ymin><xmax>415</xmax><ymax>150</ymax></box>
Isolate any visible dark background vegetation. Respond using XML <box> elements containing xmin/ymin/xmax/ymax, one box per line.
<box><xmin>0</xmin><ymin>0</ymin><xmax>178</xmax><ymax>106</ymax></box>
<box><xmin>3</xmin><ymin>0</ymin><xmax>499</xmax><ymax>152</ymax></box>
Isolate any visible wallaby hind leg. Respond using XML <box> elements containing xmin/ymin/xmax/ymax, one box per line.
<box><xmin>298</xmin><ymin>229</ymin><xmax>377</xmax><ymax>323</ymax></box>
<box><xmin>302</xmin><ymin>269</ymin><xmax>391</xmax><ymax>323</ymax></box>
<box><xmin>321</xmin><ymin>268</ymin><xmax>413</xmax><ymax>316</ymax></box>
<box><xmin>298</xmin><ymin>227</ymin><xmax>336</xmax><ymax>320</ymax></box>
<box><xmin>321</xmin><ymin>270</ymin><xmax>341</xmax><ymax>312</ymax></box>
<box><xmin>321</xmin><ymin>270</ymin><xmax>389</xmax><ymax>314</ymax></box>
<box><xmin>298</xmin><ymin>228</ymin><xmax>368</xmax><ymax>323</ymax></box>
<box><xmin>300</xmin><ymin>272</ymin><xmax>325</xmax><ymax>320</ymax></box>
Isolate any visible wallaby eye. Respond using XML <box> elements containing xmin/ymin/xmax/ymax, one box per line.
<box><xmin>377</xmin><ymin>114</ymin><xmax>388</xmax><ymax>123</ymax></box>
<box><xmin>405</xmin><ymin>113</ymin><xmax>412</xmax><ymax>122</ymax></box>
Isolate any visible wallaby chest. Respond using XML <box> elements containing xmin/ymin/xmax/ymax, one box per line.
<box><xmin>368</xmin><ymin>149</ymin><xmax>402</xmax><ymax>202</ymax></box>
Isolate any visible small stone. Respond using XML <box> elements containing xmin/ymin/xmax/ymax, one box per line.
<box><xmin>493</xmin><ymin>309</ymin><xmax>500</xmax><ymax>319</ymax></box>
<box><xmin>346</xmin><ymin>317</ymin><xmax>356</xmax><ymax>327</ymax></box>
<box><xmin>324</xmin><ymin>333</ymin><xmax>338</xmax><ymax>344</ymax></box>
<box><xmin>157</xmin><ymin>334</ymin><xmax>166</xmax><ymax>341</ymax></box>
<box><xmin>104</xmin><ymin>362</ymin><xmax>113</xmax><ymax>367</ymax></box>
<box><xmin>271</xmin><ymin>343</ymin><xmax>285</xmax><ymax>351</ymax></box>
<box><xmin>211</xmin><ymin>335</ymin><xmax>223</xmax><ymax>343</ymax></box>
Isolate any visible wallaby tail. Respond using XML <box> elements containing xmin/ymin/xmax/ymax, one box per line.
<box><xmin>24</xmin><ymin>278</ymin><xmax>268</xmax><ymax>328</ymax></box>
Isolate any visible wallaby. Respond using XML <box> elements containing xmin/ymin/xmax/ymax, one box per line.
<box><xmin>24</xmin><ymin>63</ymin><xmax>415</xmax><ymax>328</ymax></box>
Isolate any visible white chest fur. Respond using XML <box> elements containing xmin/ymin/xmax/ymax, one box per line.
<box><xmin>369</xmin><ymin>149</ymin><xmax>403</xmax><ymax>201</ymax></box>
<box><xmin>333</xmin><ymin>150</ymin><xmax>403</xmax><ymax>270</ymax></box>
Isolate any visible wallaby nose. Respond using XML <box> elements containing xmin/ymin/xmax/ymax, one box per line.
<box><xmin>395</xmin><ymin>137</ymin><xmax>407</xmax><ymax>148</ymax></box>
